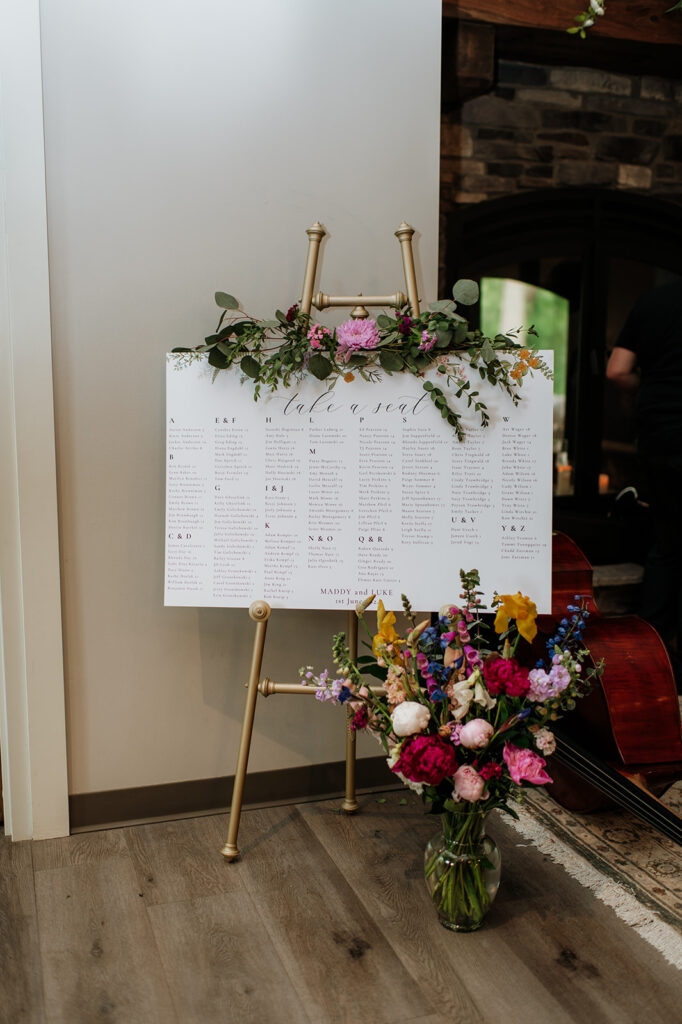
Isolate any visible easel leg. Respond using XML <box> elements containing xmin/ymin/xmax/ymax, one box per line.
<box><xmin>341</xmin><ymin>609</ymin><xmax>359</xmax><ymax>813</ymax></box>
<box><xmin>221</xmin><ymin>601</ymin><xmax>271</xmax><ymax>861</ymax></box>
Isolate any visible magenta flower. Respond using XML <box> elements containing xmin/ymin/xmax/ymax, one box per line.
<box><xmin>419</xmin><ymin>329</ymin><xmax>436</xmax><ymax>352</ymax></box>
<box><xmin>502</xmin><ymin>742</ymin><xmax>553</xmax><ymax>785</ymax></box>
<box><xmin>391</xmin><ymin>735</ymin><xmax>458</xmax><ymax>785</ymax></box>
<box><xmin>307</xmin><ymin>324</ymin><xmax>331</xmax><ymax>349</ymax></box>
<box><xmin>336</xmin><ymin>319</ymin><xmax>380</xmax><ymax>363</ymax></box>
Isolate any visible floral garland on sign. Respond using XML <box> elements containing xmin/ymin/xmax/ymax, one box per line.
<box><xmin>172</xmin><ymin>279</ymin><xmax>552</xmax><ymax>441</ymax></box>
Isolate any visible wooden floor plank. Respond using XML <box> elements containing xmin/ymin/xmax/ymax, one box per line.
<box><xmin>34</xmin><ymin>857</ymin><xmax>176</xmax><ymax>1024</ymax></box>
<box><xmin>219</xmin><ymin>804</ymin><xmax>438</xmax><ymax>1024</ymax></box>
<box><xmin>299</xmin><ymin>792</ymin><xmax>682</xmax><ymax>1024</ymax></box>
<box><xmin>299</xmin><ymin>794</ymin><xmax>574</xmax><ymax>1024</ymax></box>
<box><xmin>486</xmin><ymin>835</ymin><xmax>682</xmax><ymax>1024</ymax></box>
<box><xmin>148</xmin><ymin>889</ymin><xmax>311</xmax><ymax>1023</ymax></box>
<box><xmin>32</xmin><ymin>828</ymin><xmax>129</xmax><ymax>872</ymax></box>
<box><xmin>0</xmin><ymin>837</ymin><xmax>45</xmax><ymax>1024</ymax></box>
<box><xmin>123</xmin><ymin>814</ymin><xmax>243</xmax><ymax>906</ymax></box>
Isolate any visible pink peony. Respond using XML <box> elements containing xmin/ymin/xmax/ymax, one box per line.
<box><xmin>459</xmin><ymin>718</ymin><xmax>494</xmax><ymax>749</ymax></box>
<box><xmin>453</xmin><ymin>764</ymin><xmax>487</xmax><ymax>802</ymax></box>
<box><xmin>503</xmin><ymin>742</ymin><xmax>553</xmax><ymax>785</ymax></box>
<box><xmin>335</xmin><ymin>319</ymin><xmax>380</xmax><ymax>362</ymax></box>
<box><xmin>483</xmin><ymin>656</ymin><xmax>530</xmax><ymax>698</ymax></box>
<box><xmin>391</xmin><ymin>735</ymin><xmax>458</xmax><ymax>786</ymax></box>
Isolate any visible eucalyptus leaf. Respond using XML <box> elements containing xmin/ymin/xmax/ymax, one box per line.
<box><xmin>215</xmin><ymin>291</ymin><xmax>239</xmax><ymax>310</ymax></box>
<box><xmin>308</xmin><ymin>353</ymin><xmax>333</xmax><ymax>380</ymax></box>
<box><xmin>428</xmin><ymin>299</ymin><xmax>456</xmax><ymax>314</ymax></box>
<box><xmin>208</xmin><ymin>347</ymin><xmax>229</xmax><ymax>369</ymax></box>
<box><xmin>379</xmin><ymin>350</ymin><xmax>404</xmax><ymax>372</ymax></box>
<box><xmin>481</xmin><ymin>338</ymin><xmax>495</xmax><ymax>364</ymax></box>
<box><xmin>240</xmin><ymin>354</ymin><xmax>261</xmax><ymax>378</ymax></box>
<box><xmin>376</xmin><ymin>314</ymin><xmax>394</xmax><ymax>328</ymax></box>
<box><xmin>452</xmin><ymin>279</ymin><xmax>479</xmax><ymax>305</ymax></box>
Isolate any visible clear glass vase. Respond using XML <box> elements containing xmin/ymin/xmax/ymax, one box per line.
<box><xmin>424</xmin><ymin>809</ymin><xmax>501</xmax><ymax>932</ymax></box>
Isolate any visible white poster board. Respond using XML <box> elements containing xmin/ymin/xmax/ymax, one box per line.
<box><xmin>165</xmin><ymin>354</ymin><xmax>554</xmax><ymax>612</ymax></box>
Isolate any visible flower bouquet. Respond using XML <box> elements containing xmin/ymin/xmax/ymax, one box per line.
<box><xmin>302</xmin><ymin>572</ymin><xmax>602</xmax><ymax>931</ymax></box>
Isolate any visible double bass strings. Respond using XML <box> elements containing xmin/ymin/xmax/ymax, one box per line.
<box><xmin>553</xmin><ymin>734</ymin><xmax>682</xmax><ymax>847</ymax></box>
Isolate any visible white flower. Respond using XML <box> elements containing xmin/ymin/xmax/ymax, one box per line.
<box><xmin>447</xmin><ymin>674</ymin><xmax>475</xmax><ymax>721</ymax></box>
<box><xmin>534</xmin><ymin>728</ymin><xmax>556</xmax><ymax>755</ymax></box>
<box><xmin>391</xmin><ymin>701</ymin><xmax>430</xmax><ymax>736</ymax></box>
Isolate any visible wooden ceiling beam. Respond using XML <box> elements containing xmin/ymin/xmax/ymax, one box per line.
<box><xmin>443</xmin><ymin>0</ymin><xmax>682</xmax><ymax>47</ymax></box>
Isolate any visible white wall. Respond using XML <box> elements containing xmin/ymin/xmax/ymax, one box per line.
<box><xmin>0</xmin><ymin>0</ymin><xmax>69</xmax><ymax>839</ymax></box>
<box><xmin>38</xmin><ymin>0</ymin><xmax>441</xmax><ymax>796</ymax></box>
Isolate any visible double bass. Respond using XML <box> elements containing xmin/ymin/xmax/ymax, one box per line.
<box><xmin>543</xmin><ymin>532</ymin><xmax>682</xmax><ymax>845</ymax></box>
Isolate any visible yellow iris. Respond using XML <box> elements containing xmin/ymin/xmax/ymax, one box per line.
<box><xmin>372</xmin><ymin>600</ymin><xmax>400</xmax><ymax>655</ymax></box>
<box><xmin>494</xmin><ymin>592</ymin><xmax>538</xmax><ymax>643</ymax></box>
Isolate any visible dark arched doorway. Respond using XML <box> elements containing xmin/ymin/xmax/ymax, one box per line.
<box><xmin>445</xmin><ymin>188</ymin><xmax>682</xmax><ymax>562</ymax></box>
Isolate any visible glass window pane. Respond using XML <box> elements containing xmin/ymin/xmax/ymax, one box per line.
<box><xmin>480</xmin><ymin>277</ymin><xmax>570</xmax><ymax>495</ymax></box>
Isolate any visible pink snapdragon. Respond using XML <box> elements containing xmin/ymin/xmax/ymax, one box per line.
<box><xmin>502</xmin><ymin>742</ymin><xmax>553</xmax><ymax>785</ymax></box>
<box><xmin>527</xmin><ymin>664</ymin><xmax>571</xmax><ymax>702</ymax></box>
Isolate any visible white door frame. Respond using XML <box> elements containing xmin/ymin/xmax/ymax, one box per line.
<box><xmin>0</xmin><ymin>0</ymin><xmax>69</xmax><ymax>839</ymax></box>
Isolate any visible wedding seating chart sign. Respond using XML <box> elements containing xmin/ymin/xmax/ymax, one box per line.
<box><xmin>165</xmin><ymin>353</ymin><xmax>554</xmax><ymax>612</ymax></box>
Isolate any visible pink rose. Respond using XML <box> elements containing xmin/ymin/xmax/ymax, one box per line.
<box><xmin>503</xmin><ymin>742</ymin><xmax>553</xmax><ymax>786</ymax></box>
<box><xmin>453</xmin><ymin>764</ymin><xmax>487</xmax><ymax>802</ymax></box>
<box><xmin>459</xmin><ymin>718</ymin><xmax>494</xmax><ymax>749</ymax></box>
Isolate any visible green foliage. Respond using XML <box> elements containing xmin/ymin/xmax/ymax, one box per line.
<box><xmin>172</xmin><ymin>280</ymin><xmax>553</xmax><ymax>441</ymax></box>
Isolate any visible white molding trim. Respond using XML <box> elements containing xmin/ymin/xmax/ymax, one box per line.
<box><xmin>0</xmin><ymin>0</ymin><xmax>69</xmax><ymax>839</ymax></box>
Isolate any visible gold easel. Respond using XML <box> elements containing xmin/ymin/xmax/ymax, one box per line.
<box><xmin>221</xmin><ymin>222</ymin><xmax>420</xmax><ymax>861</ymax></box>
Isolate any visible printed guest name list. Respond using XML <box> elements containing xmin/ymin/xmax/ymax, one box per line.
<box><xmin>165</xmin><ymin>354</ymin><xmax>554</xmax><ymax>612</ymax></box>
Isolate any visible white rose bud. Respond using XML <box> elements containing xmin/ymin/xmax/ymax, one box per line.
<box><xmin>391</xmin><ymin>701</ymin><xmax>431</xmax><ymax>737</ymax></box>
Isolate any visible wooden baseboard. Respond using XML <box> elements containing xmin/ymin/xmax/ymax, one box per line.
<box><xmin>68</xmin><ymin>756</ymin><xmax>398</xmax><ymax>831</ymax></box>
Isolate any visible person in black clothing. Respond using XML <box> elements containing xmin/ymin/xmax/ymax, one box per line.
<box><xmin>606</xmin><ymin>280</ymin><xmax>682</xmax><ymax>686</ymax></box>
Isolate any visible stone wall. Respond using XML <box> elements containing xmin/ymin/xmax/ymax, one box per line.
<box><xmin>441</xmin><ymin>60</ymin><xmax>682</xmax><ymax>218</ymax></box>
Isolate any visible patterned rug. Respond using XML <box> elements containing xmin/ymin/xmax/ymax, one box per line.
<box><xmin>512</xmin><ymin>780</ymin><xmax>682</xmax><ymax>961</ymax></box>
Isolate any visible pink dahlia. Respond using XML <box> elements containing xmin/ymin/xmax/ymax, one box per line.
<box><xmin>482</xmin><ymin>655</ymin><xmax>530</xmax><ymax>698</ymax></box>
<box><xmin>503</xmin><ymin>742</ymin><xmax>553</xmax><ymax>786</ymax></box>
<box><xmin>336</xmin><ymin>319</ymin><xmax>380</xmax><ymax>362</ymax></box>
<box><xmin>391</xmin><ymin>735</ymin><xmax>458</xmax><ymax>786</ymax></box>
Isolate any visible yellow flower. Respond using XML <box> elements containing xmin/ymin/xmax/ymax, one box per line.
<box><xmin>344</xmin><ymin>371</ymin><xmax>355</xmax><ymax>383</ymax></box>
<box><xmin>372</xmin><ymin>600</ymin><xmax>400</xmax><ymax>656</ymax></box>
<box><xmin>494</xmin><ymin>592</ymin><xmax>538</xmax><ymax>643</ymax></box>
